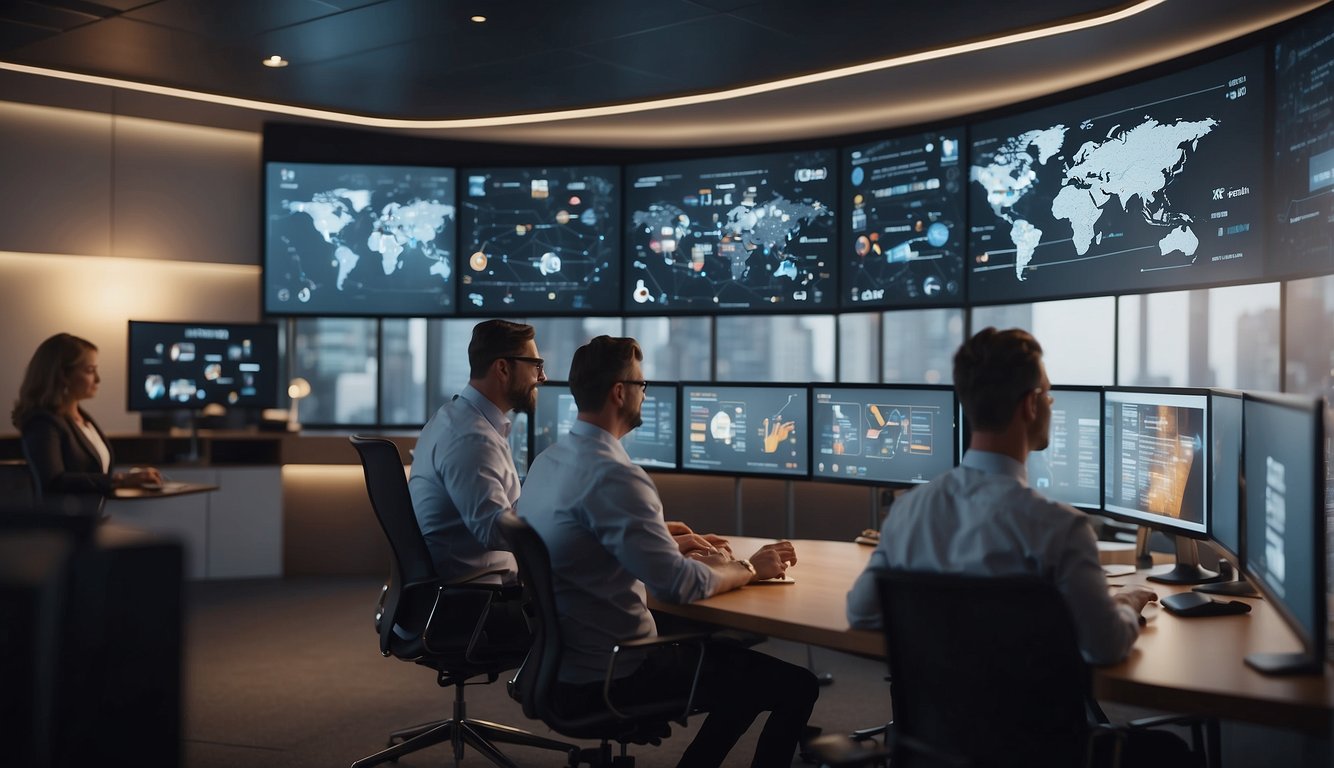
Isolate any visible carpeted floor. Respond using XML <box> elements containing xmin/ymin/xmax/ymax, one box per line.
<box><xmin>181</xmin><ymin>577</ymin><xmax>894</xmax><ymax>768</ymax></box>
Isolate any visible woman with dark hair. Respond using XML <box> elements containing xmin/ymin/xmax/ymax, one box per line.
<box><xmin>12</xmin><ymin>332</ymin><xmax>161</xmax><ymax>499</ymax></box>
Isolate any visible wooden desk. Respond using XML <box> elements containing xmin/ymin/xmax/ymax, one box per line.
<box><xmin>648</xmin><ymin>536</ymin><xmax>1334</xmax><ymax>734</ymax></box>
<box><xmin>111</xmin><ymin>482</ymin><xmax>219</xmax><ymax>500</ymax></box>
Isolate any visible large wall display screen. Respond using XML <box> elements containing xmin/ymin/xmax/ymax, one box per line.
<box><xmin>1272</xmin><ymin>7</ymin><xmax>1334</xmax><ymax>279</ymax></box>
<box><xmin>843</xmin><ymin>130</ymin><xmax>966</xmax><ymax>308</ymax></box>
<box><xmin>968</xmin><ymin>48</ymin><xmax>1266</xmax><ymax>303</ymax></box>
<box><xmin>682</xmin><ymin>384</ymin><xmax>808</xmax><ymax>477</ymax></box>
<box><xmin>812</xmin><ymin>385</ymin><xmax>954</xmax><ymax>485</ymax></box>
<box><xmin>459</xmin><ymin>166</ymin><xmax>620</xmax><ymax>314</ymax></box>
<box><xmin>127</xmin><ymin>321</ymin><xmax>279</xmax><ymax>411</ymax></box>
<box><xmin>625</xmin><ymin>150</ymin><xmax>837</xmax><ymax>313</ymax></box>
<box><xmin>265</xmin><ymin>163</ymin><xmax>456</xmax><ymax>316</ymax></box>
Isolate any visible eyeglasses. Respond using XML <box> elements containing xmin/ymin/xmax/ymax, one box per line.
<box><xmin>621</xmin><ymin>380</ymin><xmax>649</xmax><ymax>392</ymax></box>
<box><xmin>504</xmin><ymin>356</ymin><xmax>545</xmax><ymax>374</ymax></box>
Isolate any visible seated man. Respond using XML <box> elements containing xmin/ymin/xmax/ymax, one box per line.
<box><xmin>520</xmin><ymin>335</ymin><xmax>819</xmax><ymax>768</ymax></box>
<box><xmin>846</xmin><ymin>327</ymin><xmax>1155</xmax><ymax>662</ymax></box>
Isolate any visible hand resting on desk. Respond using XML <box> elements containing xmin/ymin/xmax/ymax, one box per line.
<box><xmin>1112</xmin><ymin>584</ymin><xmax>1159</xmax><ymax>624</ymax></box>
<box><xmin>667</xmin><ymin>520</ymin><xmax>734</xmax><ymax>558</ymax></box>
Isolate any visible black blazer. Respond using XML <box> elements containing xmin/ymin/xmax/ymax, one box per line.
<box><xmin>20</xmin><ymin>409</ymin><xmax>116</xmax><ymax>496</ymax></box>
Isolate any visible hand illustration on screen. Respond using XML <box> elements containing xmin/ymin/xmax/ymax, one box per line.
<box><xmin>762</xmin><ymin>417</ymin><xmax>796</xmax><ymax>454</ymax></box>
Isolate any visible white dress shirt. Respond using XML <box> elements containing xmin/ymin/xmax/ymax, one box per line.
<box><xmin>519</xmin><ymin>419</ymin><xmax>719</xmax><ymax>685</ymax></box>
<box><xmin>408</xmin><ymin>385</ymin><xmax>518</xmax><ymax>584</ymax></box>
<box><xmin>846</xmin><ymin>449</ymin><xmax>1140</xmax><ymax>665</ymax></box>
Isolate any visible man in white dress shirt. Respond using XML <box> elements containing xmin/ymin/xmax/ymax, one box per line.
<box><xmin>520</xmin><ymin>335</ymin><xmax>818</xmax><ymax>768</ymax></box>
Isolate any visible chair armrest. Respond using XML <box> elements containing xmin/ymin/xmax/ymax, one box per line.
<box><xmin>603</xmin><ymin>632</ymin><xmax>714</xmax><ymax>725</ymax></box>
<box><xmin>445</xmin><ymin>567</ymin><xmax>512</xmax><ymax>586</ymax></box>
<box><xmin>1125</xmin><ymin>713</ymin><xmax>1208</xmax><ymax>730</ymax></box>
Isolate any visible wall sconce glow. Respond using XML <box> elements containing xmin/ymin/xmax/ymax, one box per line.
<box><xmin>262</xmin><ymin>55</ymin><xmax>289</xmax><ymax>68</ymax></box>
<box><xmin>470</xmin><ymin>15</ymin><xmax>487</xmax><ymax>23</ymax></box>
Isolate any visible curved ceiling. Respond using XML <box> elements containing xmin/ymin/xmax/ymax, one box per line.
<box><xmin>0</xmin><ymin>0</ymin><xmax>1327</xmax><ymax>147</ymax></box>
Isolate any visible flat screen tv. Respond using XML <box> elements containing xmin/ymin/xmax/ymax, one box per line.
<box><xmin>625</xmin><ymin>149</ymin><xmax>837</xmax><ymax>313</ymax></box>
<box><xmin>681</xmin><ymin>383</ymin><xmax>809</xmax><ymax>478</ymax></box>
<box><xmin>842</xmin><ymin>129</ymin><xmax>966</xmax><ymax>309</ymax></box>
<box><xmin>127</xmin><ymin>321</ymin><xmax>279</xmax><ymax>411</ymax></box>
<box><xmin>1270</xmin><ymin>5</ymin><xmax>1334</xmax><ymax>280</ymax></box>
<box><xmin>459</xmin><ymin>166</ymin><xmax>621</xmax><ymax>315</ymax></box>
<box><xmin>264</xmin><ymin>162</ymin><xmax>457</xmax><ymax>316</ymax></box>
<box><xmin>811</xmin><ymin>384</ymin><xmax>955</xmax><ymax>486</ymax></box>
<box><xmin>967</xmin><ymin>47</ymin><xmax>1266</xmax><ymax>303</ymax></box>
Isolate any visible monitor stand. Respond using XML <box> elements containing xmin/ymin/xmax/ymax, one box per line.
<box><xmin>1145</xmin><ymin>535</ymin><xmax>1220</xmax><ymax>585</ymax></box>
<box><xmin>1193</xmin><ymin>560</ymin><xmax>1258</xmax><ymax>596</ymax></box>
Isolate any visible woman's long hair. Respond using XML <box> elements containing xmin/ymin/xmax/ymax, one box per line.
<box><xmin>11</xmin><ymin>333</ymin><xmax>98</xmax><ymax>429</ymax></box>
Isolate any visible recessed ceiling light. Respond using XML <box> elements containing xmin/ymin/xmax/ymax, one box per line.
<box><xmin>470</xmin><ymin>15</ymin><xmax>487</xmax><ymax>23</ymax></box>
<box><xmin>262</xmin><ymin>55</ymin><xmax>289</xmax><ymax>68</ymax></box>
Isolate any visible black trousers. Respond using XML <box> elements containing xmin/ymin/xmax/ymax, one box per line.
<box><xmin>556</xmin><ymin>640</ymin><xmax>820</xmax><ymax>768</ymax></box>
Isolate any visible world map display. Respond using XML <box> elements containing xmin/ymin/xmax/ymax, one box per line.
<box><xmin>266</xmin><ymin>163</ymin><xmax>456</xmax><ymax>316</ymax></box>
<box><xmin>968</xmin><ymin>49</ymin><xmax>1266</xmax><ymax>303</ymax></box>
<box><xmin>625</xmin><ymin>150</ymin><xmax>837</xmax><ymax>312</ymax></box>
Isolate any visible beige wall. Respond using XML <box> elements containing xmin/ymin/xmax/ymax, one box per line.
<box><xmin>0</xmin><ymin>99</ymin><xmax>263</xmax><ymax>436</ymax></box>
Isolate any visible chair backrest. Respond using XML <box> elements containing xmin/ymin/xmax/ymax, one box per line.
<box><xmin>496</xmin><ymin>514</ymin><xmax>562</xmax><ymax>723</ymax></box>
<box><xmin>877</xmin><ymin>570</ymin><xmax>1092</xmax><ymax>768</ymax></box>
<box><xmin>349</xmin><ymin>435</ymin><xmax>438</xmax><ymax>654</ymax></box>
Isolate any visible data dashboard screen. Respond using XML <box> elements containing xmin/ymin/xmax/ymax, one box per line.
<box><xmin>459</xmin><ymin>166</ymin><xmax>620</xmax><ymax>314</ymax></box>
<box><xmin>625</xmin><ymin>150</ymin><xmax>837</xmax><ymax>313</ymax></box>
<box><xmin>812</xmin><ymin>385</ymin><xmax>954</xmax><ymax>485</ymax></box>
<box><xmin>532</xmin><ymin>383</ymin><xmax>579</xmax><ymax>461</ymax></box>
<box><xmin>265</xmin><ymin>162</ymin><xmax>456</xmax><ymax>316</ymax></box>
<box><xmin>968</xmin><ymin>48</ymin><xmax>1266</xmax><ymax>303</ymax></box>
<box><xmin>1271</xmin><ymin>7</ymin><xmax>1334</xmax><ymax>279</ymax></box>
<box><xmin>1026</xmin><ymin>388</ymin><xmax>1101</xmax><ymax>509</ymax></box>
<box><xmin>622</xmin><ymin>385</ymin><xmax>679</xmax><ymax>470</ymax></box>
<box><xmin>127</xmin><ymin>321</ymin><xmax>279</xmax><ymax>411</ymax></box>
<box><xmin>1103</xmin><ymin>390</ymin><xmax>1208</xmax><ymax>536</ymax></box>
<box><xmin>843</xmin><ymin>129</ymin><xmax>966</xmax><ymax>308</ymax></box>
<box><xmin>682</xmin><ymin>384</ymin><xmax>808</xmax><ymax>477</ymax></box>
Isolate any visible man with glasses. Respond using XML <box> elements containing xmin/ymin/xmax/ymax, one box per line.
<box><xmin>845</xmin><ymin>327</ymin><xmax>1158</xmax><ymax>661</ymax></box>
<box><xmin>520</xmin><ymin>335</ymin><xmax>819</xmax><ymax>768</ymax></box>
<box><xmin>410</xmin><ymin>319</ymin><xmax>547</xmax><ymax>585</ymax></box>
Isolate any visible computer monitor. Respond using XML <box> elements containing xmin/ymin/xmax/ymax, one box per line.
<box><xmin>1026</xmin><ymin>387</ymin><xmax>1101</xmax><ymax>510</ymax></box>
<box><xmin>458</xmin><ymin>166</ymin><xmax>621</xmax><ymax>315</ymax></box>
<box><xmin>1195</xmin><ymin>389</ymin><xmax>1252</xmax><ymax>596</ymax></box>
<box><xmin>1103</xmin><ymin>388</ymin><xmax>1212</xmax><ymax>583</ymax></box>
<box><xmin>126</xmin><ymin>321</ymin><xmax>279</xmax><ymax>412</ymax></box>
<box><xmin>842</xmin><ymin>128</ymin><xmax>966</xmax><ymax>309</ymax></box>
<box><xmin>264</xmin><ymin>162</ymin><xmax>457</xmax><ymax>316</ymax></box>
<box><xmin>811</xmin><ymin>384</ymin><xmax>955</xmax><ymax>486</ymax></box>
<box><xmin>622</xmin><ymin>384</ymin><xmax>679</xmax><ymax>471</ymax></box>
<box><xmin>530</xmin><ymin>382</ymin><xmax>679</xmax><ymax>471</ymax></box>
<box><xmin>625</xmin><ymin>149</ymin><xmax>837</xmax><ymax>313</ymax></box>
<box><xmin>1241</xmin><ymin>392</ymin><xmax>1327</xmax><ymax>675</ymax></box>
<box><xmin>681</xmin><ymin>384</ymin><xmax>809</xmax><ymax>478</ymax></box>
<box><xmin>967</xmin><ymin>47</ymin><xmax>1266</xmax><ymax>304</ymax></box>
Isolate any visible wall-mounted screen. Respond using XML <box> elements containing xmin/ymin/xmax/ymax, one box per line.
<box><xmin>811</xmin><ymin>385</ymin><xmax>954</xmax><ymax>486</ymax></box>
<box><xmin>842</xmin><ymin>129</ymin><xmax>966</xmax><ymax>308</ymax></box>
<box><xmin>1026</xmin><ymin>387</ymin><xmax>1101</xmax><ymax>510</ymax></box>
<box><xmin>127</xmin><ymin>321</ymin><xmax>279</xmax><ymax>411</ymax></box>
<box><xmin>625</xmin><ymin>150</ymin><xmax>837</xmax><ymax>313</ymax></box>
<box><xmin>622</xmin><ymin>383</ymin><xmax>679</xmax><ymax>470</ymax></box>
<box><xmin>681</xmin><ymin>384</ymin><xmax>808</xmax><ymax>477</ymax></box>
<box><xmin>1103</xmin><ymin>389</ymin><xmax>1209</xmax><ymax>537</ymax></box>
<box><xmin>265</xmin><ymin>162</ymin><xmax>456</xmax><ymax>316</ymax></box>
<box><xmin>1271</xmin><ymin>6</ymin><xmax>1334</xmax><ymax>280</ymax></box>
<box><xmin>459</xmin><ymin>166</ymin><xmax>620</xmax><ymax>314</ymax></box>
<box><xmin>968</xmin><ymin>47</ymin><xmax>1266</xmax><ymax>303</ymax></box>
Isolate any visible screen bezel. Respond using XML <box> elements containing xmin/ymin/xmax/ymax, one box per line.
<box><xmin>1100</xmin><ymin>386</ymin><xmax>1211</xmax><ymax>540</ymax></box>
<box><xmin>125</xmin><ymin>320</ymin><xmax>281</xmax><ymax>412</ymax></box>
<box><xmin>678</xmin><ymin>381</ymin><xmax>812</xmax><ymax>480</ymax></box>
<box><xmin>1208</xmin><ymin>388</ymin><xmax>1245</xmax><ymax>562</ymax></box>
<box><xmin>1026</xmin><ymin>384</ymin><xmax>1104</xmax><ymax>512</ymax></box>
<box><xmin>808</xmin><ymin>382</ymin><xmax>957</xmax><ymax>488</ymax></box>
<box><xmin>1239</xmin><ymin>391</ymin><xmax>1328</xmax><ymax>661</ymax></box>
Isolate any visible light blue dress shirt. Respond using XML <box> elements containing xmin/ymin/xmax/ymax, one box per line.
<box><xmin>519</xmin><ymin>419</ymin><xmax>719</xmax><ymax>685</ymax></box>
<box><xmin>846</xmin><ymin>449</ymin><xmax>1140</xmax><ymax>665</ymax></box>
<box><xmin>409</xmin><ymin>385</ymin><xmax>518</xmax><ymax>584</ymax></box>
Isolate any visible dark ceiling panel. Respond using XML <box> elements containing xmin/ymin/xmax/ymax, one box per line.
<box><xmin>0</xmin><ymin>2</ymin><xmax>104</xmax><ymax>30</ymax></box>
<box><xmin>121</xmin><ymin>0</ymin><xmax>348</xmax><ymax>39</ymax></box>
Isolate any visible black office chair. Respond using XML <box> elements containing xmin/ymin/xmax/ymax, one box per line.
<box><xmin>813</xmin><ymin>570</ymin><xmax>1212</xmax><ymax>768</ymax></box>
<box><xmin>348</xmin><ymin>435</ymin><xmax>577</xmax><ymax>768</ymax></box>
<box><xmin>497</xmin><ymin>513</ymin><xmax>709</xmax><ymax>768</ymax></box>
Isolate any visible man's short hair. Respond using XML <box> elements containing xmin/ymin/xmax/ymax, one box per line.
<box><xmin>953</xmin><ymin>327</ymin><xmax>1044</xmax><ymax>432</ymax></box>
<box><xmin>468</xmin><ymin>320</ymin><xmax>536</xmax><ymax>379</ymax></box>
<box><xmin>569</xmin><ymin>336</ymin><xmax>643</xmax><ymax>412</ymax></box>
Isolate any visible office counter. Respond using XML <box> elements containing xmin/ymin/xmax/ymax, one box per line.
<box><xmin>649</xmin><ymin>536</ymin><xmax>1334</xmax><ymax>736</ymax></box>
